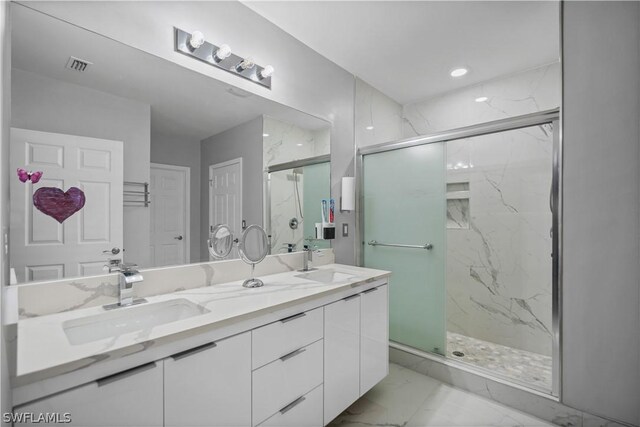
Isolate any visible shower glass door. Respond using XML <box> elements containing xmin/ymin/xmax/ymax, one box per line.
<box><xmin>362</xmin><ymin>143</ymin><xmax>446</xmax><ymax>355</ymax></box>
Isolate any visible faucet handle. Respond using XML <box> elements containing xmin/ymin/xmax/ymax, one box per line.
<box><xmin>104</xmin><ymin>258</ymin><xmax>122</xmax><ymax>273</ymax></box>
<box><xmin>120</xmin><ymin>263</ymin><xmax>139</xmax><ymax>273</ymax></box>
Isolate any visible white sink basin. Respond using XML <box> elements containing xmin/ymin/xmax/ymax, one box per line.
<box><xmin>295</xmin><ymin>269</ymin><xmax>355</xmax><ymax>284</ymax></box>
<box><xmin>63</xmin><ymin>299</ymin><xmax>210</xmax><ymax>345</ymax></box>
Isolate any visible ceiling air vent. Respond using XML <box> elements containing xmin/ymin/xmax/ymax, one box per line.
<box><xmin>65</xmin><ymin>56</ymin><xmax>93</xmax><ymax>72</ymax></box>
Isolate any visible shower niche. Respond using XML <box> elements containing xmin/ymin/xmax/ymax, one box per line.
<box><xmin>446</xmin><ymin>181</ymin><xmax>469</xmax><ymax>229</ymax></box>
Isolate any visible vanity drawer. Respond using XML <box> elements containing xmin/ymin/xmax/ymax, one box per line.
<box><xmin>257</xmin><ymin>384</ymin><xmax>323</xmax><ymax>427</ymax></box>
<box><xmin>252</xmin><ymin>307</ymin><xmax>323</xmax><ymax>369</ymax></box>
<box><xmin>252</xmin><ymin>339</ymin><xmax>323</xmax><ymax>426</ymax></box>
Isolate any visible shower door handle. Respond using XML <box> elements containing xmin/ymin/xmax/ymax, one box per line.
<box><xmin>368</xmin><ymin>240</ymin><xmax>433</xmax><ymax>250</ymax></box>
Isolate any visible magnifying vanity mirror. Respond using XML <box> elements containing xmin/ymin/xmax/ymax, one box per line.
<box><xmin>237</xmin><ymin>225</ymin><xmax>269</xmax><ymax>288</ymax></box>
<box><xmin>7</xmin><ymin>4</ymin><xmax>332</xmax><ymax>285</ymax></box>
<box><xmin>207</xmin><ymin>224</ymin><xmax>235</xmax><ymax>260</ymax></box>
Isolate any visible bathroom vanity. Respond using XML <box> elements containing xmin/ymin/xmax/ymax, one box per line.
<box><xmin>11</xmin><ymin>264</ymin><xmax>390</xmax><ymax>427</ymax></box>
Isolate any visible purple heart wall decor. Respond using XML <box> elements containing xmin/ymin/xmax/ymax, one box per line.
<box><xmin>33</xmin><ymin>187</ymin><xmax>86</xmax><ymax>223</ymax></box>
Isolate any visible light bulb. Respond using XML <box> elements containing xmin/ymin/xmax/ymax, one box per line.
<box><xmin>365</xmin><ymin>126</ymin><xmax>374</xmax><ymax>131</ymax></box>
<box><xmin>260</xmin><ymin>65</ymin><xmax>274</xmax><ymax>79</ymax></box>
<box><xmin>450</xmin><ymin>67</ymin><xmax>468</xmax><ymax>77</ymax></box>
<box><xmin>475</xmin><ymin>96</ymin><xmax>488</xmax><ymax>102</ymax></box>
<box><xmin>214</xmin><ymin>44</ymin><xmax>231</xmax><ymax>60</ymax></box>
<box><xmin>236</xmin><ymin>57</ymin><xmax>255</xmax><ymax>72</ymax></box>
<box><xmin>189</xmin><ymin>31</ymin><xmax>205</xmax><ymax>49</ymax></box>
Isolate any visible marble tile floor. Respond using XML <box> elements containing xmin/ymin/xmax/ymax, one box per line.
<box><xmin>446</xmin><ymin>332</ymin><xmax>553</xmax><ymax>392</ymax></box>
<box><xmin>329</xmin><ymin>363</ymin><xmax>554</xmax><ymax>427</ymax></box>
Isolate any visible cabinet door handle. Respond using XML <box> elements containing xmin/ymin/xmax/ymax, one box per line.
<box><xmin>97</xmin><ymin>362</ymin><xmax>156</xmax><ymax>387</ymax></box>
<box><xmin>362</xmin><ymin>287</ymin><xmax>378</xmax><ymax>294</ymax></box>
<box><xmin>343</xmin><ymin>294</ymin><xmax>360</xmax><ymax>302</ymax></box>
<box><xmin>279</xmin><ymin>396</ymin><xmax>306</xmax><ymax>414</ymax></box>
<box><xmin>280</xmin><ymin>312</ymin><xmax>306</xmax><ymax>323</ymax></box>
<box><xmin>280</xmin><ymin>347</ymin><xmax>306</xmax><ymax>362</ymax></box>
<box><xmin>170</xmin><ymin>342</ymin><xmax>217</xmax><ymax>361</ymax></box>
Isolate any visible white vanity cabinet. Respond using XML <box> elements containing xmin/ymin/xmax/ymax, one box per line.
<box><xmin>323</xmin><ymin>293</ymin><xmax>362</xmax><ymax>422</ymax></box>
<box><xmin>360</xmin><ymin>284</ymin><xmax>389</xmax><ymax>394</ymax></box>
<box><xmin>163</xmin><ymin>331</ymin><xmax>251</xmax><ymax>427</ymax></box>
<box><xmin>15</xmin><ymin>362</ymin><xmax>163</xmax><ymax>427</ymax></box>
<box><xmin>323</xmin><ymin>283</ymin><xmax>390</xmax><ymax>423</ymax></box>
<box><xmin>13</xmin><ymin>278</ymin><xmax>389</xmax><ymax>427</ymax></box>
<box><xmin>251</xmin><ymin>307</ymin><xmax>324</xmax><ymax>427</ymax></box>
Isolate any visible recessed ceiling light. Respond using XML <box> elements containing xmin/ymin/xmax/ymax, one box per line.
<box><xmin>296</xmin><ymin>143</ymin><xmax>303</xmax><ymax>146</ymax></box>
<box><xmin>450</xmin><ymin>67</ymin><xmax>468</xmax><ymax>78</ymax></box>
<box><xmin>365</xmin><ymin>126</ymin><xmax>374</xmax><ymax>131</ymax></box>
<box><xmin>475</xmin><ymin>96</ymin><xmax>488</xmax><ymax>103</ymax></box>
<box><xmin>263</xmin><ymin>133</ymin><xmax>269</xmax><ymax>137</ymax></box>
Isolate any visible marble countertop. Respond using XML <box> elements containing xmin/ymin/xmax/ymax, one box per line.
<box><xmin>17</xmin><ymin>263</ymin><xmax>390</xmax><ymax>381</ymax></box>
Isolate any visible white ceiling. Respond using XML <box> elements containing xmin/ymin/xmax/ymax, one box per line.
<box><xmin>11</xmin><ymin>4</ymin><xmax>329</xmax><ymax>141</ymax></box>
<box><xmin>244</xmin><ymin>1</ymin><xmax>560</xmax><ymax>104</ymax></box>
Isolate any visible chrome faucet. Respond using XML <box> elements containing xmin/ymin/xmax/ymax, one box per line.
<box><xmin>299</xmin><ymin>245</ymin><xmax>318</xmax><ymax>272</ymax></box>
<box><xmin>104</xmin><ymin>262</ymin><xmax>147</xmax><ymax>310</ymax></box>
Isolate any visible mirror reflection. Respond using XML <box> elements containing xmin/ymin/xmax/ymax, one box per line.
<box><xmin>8</xmin><ymin>6</ymin><xmax>331</xmax><ymax>284</ymax></box>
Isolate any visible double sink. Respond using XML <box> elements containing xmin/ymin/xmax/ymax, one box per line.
<box><xmin>62</xmin><ymin>268</ymin><xmax>355</xmax><ymax>346</ymax></box>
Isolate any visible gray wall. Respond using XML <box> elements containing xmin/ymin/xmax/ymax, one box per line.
<box><xmin>1</xmin><ymin>1</ymin><xmax>11</xmax><ymax>423</ymax></box>
<box><xmin>21</xmin><ymin>0</ymin><xmax>356</xmax><ymax>265</ymax></box>
<box><xmin>150</xmin><ymin>131</ymin><xmax>201</xmax><ymax>263</ymax></box>
<box><xmin>11</xmin><ymin>68</ymin><xmax>152</xmax><ymax>268</ymax></box>
<box><xmin>200</xmin><ymin>117</ymin><xmax>263</xmax><ymax>261</ymax></box>
<box><xmin>562</xmin><ymin>2</ymin><xmax>640</xmax><ymax>424</ymax></box>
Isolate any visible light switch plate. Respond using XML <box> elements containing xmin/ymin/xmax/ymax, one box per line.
<box><xmin>342</xmin><ymin>223</ymin><xmax>349</xmax><ymax>237</ymax></box>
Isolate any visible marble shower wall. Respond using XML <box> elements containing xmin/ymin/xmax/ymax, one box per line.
<box><xmin>354</xmin><ymin>77</ymin><xmax>404</xmax><ymax>148</ymax></box>
<box><xmin>446</xmin><ymin>126</ymin><xmax>554</xmax><ymax>356</ymax></box>
<box><xmin>403</xmin><ymin>62</ymin><xmax>560</xmax><ymax>137</ymax></box>
<box><xmin>403</xmin><ymin>63</ymin><xmax>560</xmax><ymax>356</ymax></box>
<box><xmin>269</xmin><ymin>169</ymin><xmax>305</xmax><ymax>253</ymax></box>
<box><xmin>263</xmin><ymin>116</ymin><xmax>330</xmax><ymax>166</ymax></box>
<box><xmin>263</xmin><ymin>116</ymin><xmax>330</xmax><ymax>254</ymax></box>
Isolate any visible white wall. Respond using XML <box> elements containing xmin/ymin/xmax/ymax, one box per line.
<box><xmin>20</xmin><ymin>0</ymin><xmax>357</xmax><ymax>264</ymax></box>
<box><xmin>150</xmin><ymin>131</ymin><xmax>201</xmax><ymax>263</ymax></box>
<box><xmin>11</xmin><ymin>69</ymin><xmax>152</xmax><ymax>269</ymax></box>
<box><xmin>562</xmin><ymin>2</ymin><xmax>640</xmax><ymax>424</ymax></box>
<box><xmin>200</xmin><ymin>117</ymin><xmax>263</xmax><ymax>261</ymax></box>
<box><xmin>0</xmin><ymin>1</ymin><xmax>11</xmax><ymax>423</ymax></box>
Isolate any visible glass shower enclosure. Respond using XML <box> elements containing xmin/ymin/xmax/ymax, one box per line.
<box><xmin>359</xmin><ymin>110</ymin><xmax>560</xmax><ymax>395</ymax></box>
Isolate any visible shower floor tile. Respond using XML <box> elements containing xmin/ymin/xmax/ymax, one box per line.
<box><xmin>446</xmin><ymin>332</ymin><xmax>552</xmax><ymax>392</ymax></box>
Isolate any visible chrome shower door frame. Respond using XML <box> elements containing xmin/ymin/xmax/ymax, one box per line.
<box><xmin>264</xmin><ymin>154</ymin><xmax>331</xmax><ymax>254</ymax></box>
<box><xmin>356</xmin><ymin>108</ymin><xmax>562</xmax><ymax>398</ymax></box>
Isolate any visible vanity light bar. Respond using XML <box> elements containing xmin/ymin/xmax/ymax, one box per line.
<box><xmin>174</xmin><ymin>28</ymin><xmax>273</xmax><ymax>89</ymax></box>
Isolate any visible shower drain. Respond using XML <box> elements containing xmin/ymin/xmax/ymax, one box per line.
<box><xmin>452</xmin><ymin>350</ymin><xmax>465</xmax><ymax>357</ymax></box>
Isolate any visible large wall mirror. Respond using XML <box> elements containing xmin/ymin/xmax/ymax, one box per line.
<box><xmin>8</xmin><ymin>4</ymin><xmax>331</xmax><ymax>284</ymax></box>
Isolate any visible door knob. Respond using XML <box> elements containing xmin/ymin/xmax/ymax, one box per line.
<box><xmin>174</xmin><ymin>236</ymin><xmax>183</xmax><ymax>240</ymax></box>
<box><xmin>103</xmin><ymin>248</ymin><xmax>121</xmax><ymax>255</ymax></box>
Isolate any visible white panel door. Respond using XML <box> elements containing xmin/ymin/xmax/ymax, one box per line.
<box><xmin>10</xmin><ymin>128</ymin><xmax>123</xmax><ymax>283</ymax></box>
<box><xmin>324</xmin><ymin>294</ymin><xmax>361</xmax><ymax>423</ymax></box>
<box><xmin>150</xmin><ymin>164</ymin><xmax>189</xmax><ymax>267</ymax></box>
<box><xmin>209</xmin><ymin>158</ymin><xmax>242</xmax><ymax>259</ymax></box>
<box><xmin>360</xmin><ymin>284</ymin><xmax>389</xmax><ymax>395</ymax></box>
